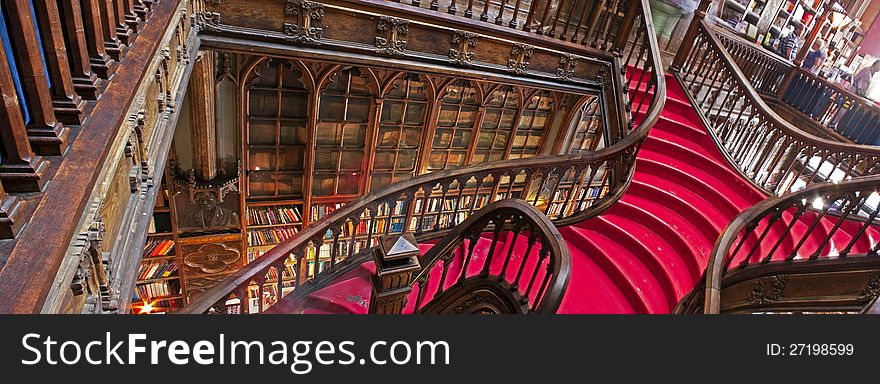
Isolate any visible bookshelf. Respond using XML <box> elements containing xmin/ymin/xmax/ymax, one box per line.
<box><xmin>131</xmin><ymin>181</ymin><xmax>186</xmax><ymax>314</ymax></box>
<box><xmin>244</xmin><ymin>201</ymin><xmax>303</xmax><ymax>264</ymax></box>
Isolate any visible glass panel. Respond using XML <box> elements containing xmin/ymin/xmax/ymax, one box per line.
<box><xmin>433</xmin><ymin>128</ymin><xmax>452</xmax><ymax>148</ymax></box>
<box><xmin>279</xmin><ymin>120</ymin><xmax>307</xmax><ymax>145</ymax></box>
<box><xmin>318</xmin><ymin>95</ymin><xmax>346</xmax><ymax>120</ymax></box>
<box><xmin>276</xmin><ymin>173</ymin><xmax>302</xmax><ymax>196</ymax></box>
<box><xmin>278</xmin><ymin>147</ymin><xmax>304</xmax><ymax>171</ymax></box>
<box><xmin>249</xmin><ymin>89</ymin><xmax>278</xmax><ymax>117</ymax></box>
<box><xmin>248</xmin><ymin>148</ymin><xmax>275</xmax><ymax>171</ymax></box>
<box><xmin>405</xmin><ymin>102</ymin><xmax>427</xmax><ymax>125</ymax></box>
<box><xmin>316</xmin><ymin>122</ymin><xmax>341</xmax><ymax>145</ymax></box>
<box><xmin>314</xmin><ymin>150</ymin><xmax>339</xmax><ymax>171</ymax></box>
<box><xmin>396</xmin><ymin>150</ymin><xmax>416</xmax><ymax>170</ymax></box>
<box><xmin>371</xmin><ymin>173</ymin><xmax>392</xmax><ymax>190</ymax></box>
<box><xmin>428</xmin><ymin>152</ymin><xmax>447</xmax><ymax>170</ymax></box>
<box><xmin>347</xmin><ymin>97</ymin><xmax>371</xmax><ymax>122</ymax></box>
<box><xmin>337</xmin><ymin>174</ymin><xmax>360</xmax><ymax>195</ymax></box>
<box><xmin>341</xmin><ymin>124</ymin><xmax>366</xmax><ymax>146</ymax></box>
<box><xmin>248</xmin><ymin>171</ymin><xmax>275</xmax><ymax>196</ymax></box>
<box><xmin>312</xmin><ymin>175</ymin><xmax>336</xmax><ymax>195</ymax></box>
<box><xmin>401</xmin><ymin>128</ymin><xmax>421</xmax><ymax>148</ymax></box>
<box><xmin>248</xmin><ymin>120</ymin><xmax>276</xmax><ymax>145</ymax></box>
<box><xmin>373</xmin><ymin>151</ymin><xmax>395</xmax><ymax>170</ymax></box>
<box><xmin>382</xmin><ymin>101</ymin><xmax>404</xmax><ymax>124</ymax></box>
<box><xmin>340</xmin><ymin>151</ymin><xmax>364</xmax><ymax>170</ymax></box>
<box><xmin>378</xmin><ymin>126</ymin><xmax>400</xmax><ymax>148</ymax></box>
<box><xmin>280</xmin><ymin>91</ymin><xmax>308</xmax><ymax>118</ymax></box>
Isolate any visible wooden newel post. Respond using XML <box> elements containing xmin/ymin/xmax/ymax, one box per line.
<box><xmin>671</xmin><ymin>0</ymin><xmax>713</xmax><ymax>71</ymax></box>
<box><xmin>369</xmin><ymin>233</ymin><xmax>421</xmax><ymax>314</ymax></box>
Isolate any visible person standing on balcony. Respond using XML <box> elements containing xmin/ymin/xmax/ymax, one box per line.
<box><xmin>649</xmin><ymin>0</ymin><xmax>698</xmax><ymax>49</ymax></box>
<box><xmin>802</xmin><ymin>38</ymin><xmax>827</xmax><ymax>75</ymax></box>
<box><xmin>851</xmin><ymin>59</ymin><xmax>880</xmax><ymax>98</ymax></box>
<box><xmin>778</xmin><ymin>24</ymin><xmax>804</xmax><ymax>62</ymax></box>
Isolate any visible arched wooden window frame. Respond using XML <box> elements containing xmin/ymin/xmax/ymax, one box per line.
<box><xmin>239</xmin><ymin>57</ymin><xmax>316</xmax><ymax>200</ymax></box>
<box><xmin>311</xmin><ymin>65</ymin><xmax>381</xmax><ymax>199</ymax></box>
<box><xmin>558</xmin><ymin>94</ymin><xmax>605</xmax><ymax>155</ymax></box>
<box><xmin>365</xmin><ymin>72</ymin><xmax>436</xmax><ymax>193</ymax></box>
<box><xmin>507</xmin><ymin>88</ymin><xmax>559</xmax><ymax>159</ymax></box>
<box><xmin>419</xmin><ymin>77</ymin><xmax>485</xmax><ymax>173</ymax></box>
<box><xmin>470</xmin><ymin>83</ymin><xmax>524</xmax><ymax>165</ymax></box>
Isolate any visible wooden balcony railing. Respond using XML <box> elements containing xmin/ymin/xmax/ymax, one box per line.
<box><xmin>0</xmin><ymin>0</ymin><xmax>205</xmax><ymax>313</ymax></box>
<box><xmin>673</xmin><ymin>19</ymin><xmax>880</xmax><ymax>198</ymax></box>
<box><xmin>180</xmin><ymin>0</ymin><xmax>666</xmax><ymax>314</ymax></box>
<box><xmin>676</xmin><ymin>175</ymin><xmax>880</xmax><ymax>314</ymax></box>
<box><xmin>704</xmin><ymin>21</ymin><xmax>880</xmax><ymax>146</ymax></box>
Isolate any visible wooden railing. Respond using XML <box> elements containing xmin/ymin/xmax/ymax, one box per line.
<box><xmin>411</xmin><ymin>199</ymin><xmax>570</xmax><ymax>314</ymax></box>
<box><xmin>180</xmin><ymin>0</ymin><xmax>666</xmax><ymax>314</ymax></box>
<box><xmin>393</xmin><ymin>0</ymin><xmax>632</xmax><ymax>51</ymax></box>
<box><xmin>676</xmin><ymin>175</ymin><xmax>880</xmax><ymax>314</ymax></box>
<box><xmin>674</xmin><ymin>19</ymin><xmax>880</xmax><ymax>198</ymax></box>
<box><xmin>0</xmin><ymin>0</ymin><xmax>205</xmax><ymax>313</ymax></box>
<box><xmin>707</xmin><ymin>23</ymin><xmax>880</xmax><ymax>146</ymax></box>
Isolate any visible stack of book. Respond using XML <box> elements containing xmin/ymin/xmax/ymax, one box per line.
<box><xmin>137</xmin><ymin>260</ymin><xmax>179</xmax><ymax>280</ymax></box>
<box><xmin>246</xmin><ymin>206</ymin><xmax>302</xmax><ymax>225</ymax></box>
<box><xmin>142</xmin><ymin>238</ymin><xmax>175</xmax><ymax>258</ymax></box>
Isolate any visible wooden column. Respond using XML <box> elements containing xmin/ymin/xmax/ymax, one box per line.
<box><xmin>58</xmin><ymin>0</ymin><xmax>101</xmax><ymax>99</ymax></box>
<box><xmin>80</xmin><ymin>0</ymin><xmax>115</xmax><ymax>78</ymax></box>
<box><xmin>189</xmin><ymin>53</ymin><xmax>218</xmax><ymax>181</ymax></box>
<box><xmin>33</xmin><ymin>0</ymin><xmax>86</xmax><ymax>125</ymax></box>
<box><xmin>98</xmin><ymin>0</ymin><xmax>124</xmax><ymax>60</ymax></box>
<box><xmin>0</xmin><ymin>182</ymin><xmax>24</xmax><ymax>239</ymax></box>
<box><xmin>112</xmin><ymin>0</ymin><xmax>133</xmax><ymax>44</ymax></box>
<box><xmin>3</xmin><ymin>0</ymin><xmax>69</xmax><ymax>156</ymax></box>
<box><xmin>0</xmin><ymin>37</ymin><xmax>48</xmax><ymax>192</ymax></box>
<box><xmin>121</xmin><ymin>0</ymin><xmax>141</xmax><ymax>33</ymax></box>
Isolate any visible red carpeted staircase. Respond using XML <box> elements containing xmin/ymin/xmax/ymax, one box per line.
<box><xmin>267</xmin><ymin>75</ymin><xmax>880</xmax><ymax>314</ymax></box>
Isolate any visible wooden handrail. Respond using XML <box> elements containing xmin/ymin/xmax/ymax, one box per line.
<box><xmin>180</xmin><ymin>0</ymin><xmax>667</xmax><ymax>314</ymax></box>
<box><xmin>675</xmin><ymin>19</ymin><xmax>880</xmax><ymax>198</ymax></box>
<box><xmin>701</xmin><ymin>175</ymin><xmax>880</xmax><ymax>313</ymax></box>
<box><xmin>410</xmin><ymin>199</ymin><xmax>570</xmax><ymax>313</ymax></box>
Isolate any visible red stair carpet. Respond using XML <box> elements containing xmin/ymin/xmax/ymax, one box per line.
<box><xmin>267</xmin><ymin>75</ymin><xmax>880</xmax><ymax>314</ymax></box>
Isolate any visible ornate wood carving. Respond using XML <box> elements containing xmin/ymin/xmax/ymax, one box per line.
<box><xmin>747</xmin><ymin>275</ymin><xmax>788</xmax><ymax>305</ymax></box>
<box><xmin>507</xmin><ymin>43</ymin><xmax>533</xmax><ymax>75</ymax></box>
<box><xmin>375</xmin><ymin>16</ymin><xmax>408</xmax><ymax>56</ymax></box>
<box><xmin>448</xmin><ymin>30</ymin><xmax>477</xmax><ymax>66</ymax></box>
<box><xmin>556</xmin><ymin>54</ymin><xmax>579</xmax><ymax>82</ymax></box>
<box><xmin>183</xmin><ymin>243</ymin><xmax>242</xmax><ymax>275</ymax></box>
<box><xmin>195</xmin><ymin>11</ymin><xmax>221</xmax><ymax>33</ymax></box>
<box><xmin>283</xmin><ymin>0</ymin><xmax>324</xmax><ymax>46</ymax></box>
<box><xmin>859</xmin><ymin>273</ymin><xmax>880</xmax><ymax>302</ymax></box>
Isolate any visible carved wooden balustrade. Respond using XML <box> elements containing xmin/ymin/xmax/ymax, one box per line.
<box><xmin>409</xmin><ymin>199</ymin><xmax>570</xmax><ymax>314</ymax></box>
<box><xmin>675</xmin><ymin>175</ymin><xmax>880</xmax><ymax>314</ymax></box>
<box><xmin>670</xmin><ymin>13</ymin><xmax>880</xmax><ymax>314</ymax></box>
<box><xmin>673</xmin><ymin>19</ymin><xmax>880</xmax><ymax>198</ymax></box>
<box><xmin>180</xmin><ymin>0</ymin><xmax>665</xmax><ymax>314</ymax></box>
<box><xmin>0</xmin><ymin>0</ymin><xmax>206</xmax><ymax>313</ymax></box>
<box><xmin>705</xmin><ymin>22</ymin><xmax>880</xmax><ymax>146</ymax></box>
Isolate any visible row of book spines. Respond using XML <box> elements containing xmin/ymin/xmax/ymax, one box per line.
<box><xmin>143</xmin><ymin>239</ymin><xmax>175</xmax><ymax>258</ymax></box>
<box><xmin>137</xmin><ymin>261</ymin><xmax>179</xmax><ymax>281</ymax></box>
<box><xmin>247</xmin><ymin>227</ymin><xmax>299</xmax><ymax>246</ymax></box>
<box><xmin>132</xmin><ymin>298</ymin><xmax>185</xmax><ymax>311</ymax></box>
<box><xmin>133</xmin><ymin>282</ymin><xmax>180</xmax><ymax>300</ymax></box>
<box><xmin>321</xmin><ymin>218</ymin><xmax>405</xmax><ymax>239</ymax></box>
<box><xmin>265</xmin><ymin>266</ymin><xmax>297</xmax><ymax>281</ymax></box>
<box><xmin>310</xmin><ymin>203</ymin><xmax>346</xmax><ymax>221</ymax></box>
<box><xmin>246</xmin><ymin>206</ymin><xmax>302</xmax><ymax>226</ymax></box>
<box><xmin>412</xmin><ymin>195</ymin><xmax>492</xmax><ymax>213</ymax></box>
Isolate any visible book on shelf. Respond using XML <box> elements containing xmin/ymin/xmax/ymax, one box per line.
<box><xmin>248</xmin><ymin>226</ymin><xmax>300</xmax><ymax>246</ymax></box>
<box><xmin>311</xmin><ymin>202</ymin><xmax>346</xmax><ymax>222</ymax></box>
<box><xmin>265</xmin><ymin>264</ymin><xmax>298</xmax><ymax>282</ymax></box>
<box><xmin>137</xmin><ymin>260</ymin><xmax>179</xmax><ymax>281</ymax></box>
<box><xmin>246</xmin><ymin>205</ymin><xmax>302</xmax><ymax>226</ymax></box>
<box><xmin>133</xmin><ymin>280</ymin><xmax>180</xmax><ymax>300</ymax></box>
<box><xmin>142</xmin><ymin>238</ymin><xmax>175</xmax><ymax>258</ymax></box>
